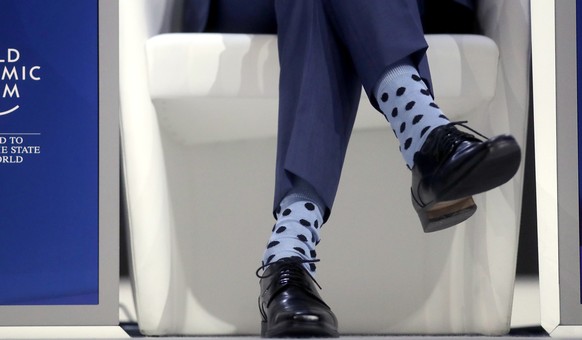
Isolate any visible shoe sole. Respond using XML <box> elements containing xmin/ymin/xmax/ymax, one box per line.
<box><xmin>413</xmin><ymin>136</ymin><xmax>521</xmax><ymax>233</ymax></box>
<box><xmin>413</xmin><ymin>196</ymin><xmax>477</xmax><ymax>233</ymax></box>
<box><xmin>261</xmin><ymin>320</ymin><xmax>339</xmax><ymax>338</ymax></box>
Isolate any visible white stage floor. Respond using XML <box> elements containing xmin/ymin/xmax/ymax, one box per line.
<box><xmin>118</xmin><ymin>275</ymin><xmax>546</xmax><ymax>338</ymax></box>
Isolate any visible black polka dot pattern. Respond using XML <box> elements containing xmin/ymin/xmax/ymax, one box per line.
<box><xmin>412</xmin><ymin>115</ymin><xmax>423</xmax><ymax>125</ymax></box>
<box><xmin>391</xmin><ymin>107</ymin><xmax>398</xmax><ymax>118</ymax></box>
<box><xmin>293</xmin><ymin>247</ymin><xmax>306</xmax><ymax>255</ymax></box>
<box><xmin>404</xmin><ymin>138</ymin><xmax>412</xmax><ymax>150</ymax></box>
<box><xmin>420</xmin><ymin>126</ymin><xmax>431</xmax><ymax>137</ymax></box>
<box><xmin>305</xmin><ymin>202</ymin><xmax>315</xmax><ymax>211</ymax></box>
<box><xmin>396</xmin><ymin>87</ymin><xmax>406</xmax><ymax>96</ymax></box>
<box><xmin>282</xmin><ymin>209</ymin><xmax>291</xmax><ymax>216</ymax></box>
<box><xmin>381</xmin><ymin>93</ymin><xmax>389</xmax><ymax>102</ymax></box>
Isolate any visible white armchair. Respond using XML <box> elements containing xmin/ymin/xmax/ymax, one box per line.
<box><xmin>119</xmin><ymin>0</ymin><xmax>531</xmax><ymax>336</ymax></box>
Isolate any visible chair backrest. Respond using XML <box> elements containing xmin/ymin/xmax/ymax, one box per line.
<box><xmin>120</xmin><ymin>0</ymin><xmax>180</xmax><ymax>41</ymax></box>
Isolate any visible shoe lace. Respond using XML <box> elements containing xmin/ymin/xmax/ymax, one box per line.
<box><xmin>256</xmin><ymin>258</ymin><xmax>323</xmax><ymax>290</ymax></box>
<box><xmin>434</xmin><ymin>121</ymin><xmax>488</xmax><ymax>157</ymax></box>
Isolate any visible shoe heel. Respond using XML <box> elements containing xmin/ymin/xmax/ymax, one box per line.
<box><xmin>412</xmin><ymin>195</ymin><xmax>477</xmax><ymax>233</ymax></box>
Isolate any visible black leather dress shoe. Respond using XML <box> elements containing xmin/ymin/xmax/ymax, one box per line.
<box><xmin>258</xmin><ymin>258</ymin><xmax>339</xmax><ymax>338</ymax></box>
<box><xmin>411</xmin><ymin>122</ymin><xmax>521</xmax><ymax>232</ymax></box>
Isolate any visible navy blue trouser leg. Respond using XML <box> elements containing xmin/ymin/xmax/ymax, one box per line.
<box><xmin>273</xmin><ymin>0</ymin><xmax>362</xmax><ymax>219</ymax></box>
<box><xmin>273</xmin><ymin>0</ymin><xmax>429</xmax><ymax>218</ymax></box>
<box><xmin>319</xmin><ymin>0</ymin><xmax>431</xmax><ymax>109</ymax></box>
<box><xmin>197</xmin><ymin>0</ymin><xmax>430</xmax><ymax>218</ymax></box>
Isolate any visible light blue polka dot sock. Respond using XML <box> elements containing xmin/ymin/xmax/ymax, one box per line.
<box><xmin>262</xmin><ymin>179</ymin><xmax>325</xmax><ymax>274</ymax></box>
<box><xmin>375</xmin><ymin>61</ymin><xmax>450</xmax><ymax>169</ymax></box>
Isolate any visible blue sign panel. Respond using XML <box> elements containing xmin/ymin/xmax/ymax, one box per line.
<box><xmin>0</xmin><ymin>0</ymin><xmax>99</xmax><ymax>305</ymax></box>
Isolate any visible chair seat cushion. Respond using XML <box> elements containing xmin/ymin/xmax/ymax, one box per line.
<box><xmin>146</xmin><ymin>33</ymin><xmax>498</xmax><ymax>145</ymax></box>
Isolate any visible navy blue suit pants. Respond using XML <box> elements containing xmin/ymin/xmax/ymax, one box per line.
<box><xmin>185</xmin><ymin>0</ymin><xmax>431</xmax><ymax>219</ymax></box>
